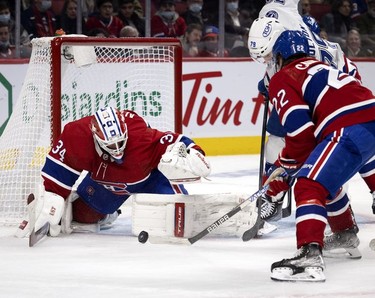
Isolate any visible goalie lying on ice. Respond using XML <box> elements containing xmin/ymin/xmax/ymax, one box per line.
<box><xmin>16</xmin><ymin>106</ymin><xmax>211</xmax><ymax>239</ymax></box>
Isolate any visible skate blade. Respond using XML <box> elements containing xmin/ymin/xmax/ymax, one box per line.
<box><xmin>257</xmin><ymin>221</ymin><xmax>277</xmax><ymax>236</ymax></box>
<box><xmin>271</xmin><ymin>267</ymin><xmax>325</xmax><ymax>282</ymax></box>
<box><xmin>323</xmin><ymin>247</ymin><xmax>362</xmax><ymax>259</ymax></box>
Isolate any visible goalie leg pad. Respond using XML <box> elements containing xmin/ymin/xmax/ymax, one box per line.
<box><xmin>131</xmin><ymin>193</ymin><xmax>257</xmax><ymax>238</ymax></box>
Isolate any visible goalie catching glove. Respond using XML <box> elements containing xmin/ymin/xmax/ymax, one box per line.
<box><xmin>158</xmin><ymin>142</ymin><xmax>211</xmax><ymax>184</ymax></box>
<box><xmin>16</xmin><ymin>187</ymin><xmax>65</xmax><ymax>238</ymax></box>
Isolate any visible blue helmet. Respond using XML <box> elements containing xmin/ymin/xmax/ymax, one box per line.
<box><xmin>272</xmin><ymin>30</ymin><xmax>309</xmax><ymax>61</ymax></box>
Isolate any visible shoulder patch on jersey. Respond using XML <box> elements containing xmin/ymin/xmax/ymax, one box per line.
<box><xmin>265</xmin><ymin>10</ymin><xmax>279</xmax><ymax>19</ymax></box>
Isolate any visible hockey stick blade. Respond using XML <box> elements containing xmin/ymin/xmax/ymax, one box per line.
<box><xmin>26</xmin><ymin>193</ymin><xmax>50</xmax><ymax>247</ymax></box>
<box><xmin>29</xmin><ymin>222</ymin><xmax>50</xmax><ymax>247</ymax></box>
<box><xmin>242</xmin><ymin>167</ymin><xmax>286</xmax><ymax>242</ymax></box>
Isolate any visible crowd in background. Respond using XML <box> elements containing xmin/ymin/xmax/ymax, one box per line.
<box><xmin>0</xmin><ymin>0</ymin><xmax>374</xmax><ymax>59</ymax></box>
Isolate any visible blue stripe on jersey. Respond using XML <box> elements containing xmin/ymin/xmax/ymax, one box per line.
<box><xmin>284</xmin><ymin>108</ymin><xmax>312</xmax><ymax>135</ymax></box>
<box><xmin>303</xmin><ymin>68</ymin><xmax>328</xmax><ymax>108</ymax></box>
<box><xmin>296</xmin><ymin>203</ymin><xmax>327</xmax><ymax>219</ymax></box>
<box><xmin>326</xmin><ymin>193</ymin><xmax>349</xmax><ymax>213</ymax></box>
<box><xmin>41</xmin><ymin>156</ymin><xmax>81</xmax><ymax>189</ymax></box>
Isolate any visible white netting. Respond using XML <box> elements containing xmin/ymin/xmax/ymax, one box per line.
<box><xmin>0</xmin><ymin>36</ymin><xmax>181</xmax><ymax>225</ymax></box>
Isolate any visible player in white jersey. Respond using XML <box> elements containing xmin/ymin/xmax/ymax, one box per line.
<box><xmin>247</xmin><ymin>1</ymin><xmax>361</xmax><ymax>251</ymax></box>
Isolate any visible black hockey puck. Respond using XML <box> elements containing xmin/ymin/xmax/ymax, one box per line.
<box><xmin>138</xmin><ymin>231</ymin><xmax>149</xmax><ymax>243</ymax></box>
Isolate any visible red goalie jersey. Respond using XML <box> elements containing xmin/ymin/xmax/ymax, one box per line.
<box><xmin>41</xmin><ymin>110</ymin><xmax>203</xmax><ymax>201</ymax></box>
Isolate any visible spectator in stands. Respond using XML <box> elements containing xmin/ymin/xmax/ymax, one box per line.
<box><xmin>320</xmin><ymin>28</ymin><xmax>329</xmax><ymax>39</ymax></box>
<box><xmin>180</xmin><ymin>23</ymin><xmax>202</xmax><ymax>57</ymax></box>
<box><xmin>224</xmin><ymin>0</ymin><xmax>251</xmax><ymax>50</ymax></box>
<box><xmin>117</xmin><ymin>0</ymin><xmax>145</xmax><ymax>37</ymax></box>
<box><xmin>181</xmin><ymin>0</ymin><xmax>204</xmax><ymax>27</ymax></box>
<box><xmin>119</xmin><ymin>25</ymin><xmax>139</xmax><ymax>37</ymax></box>
<box><xmin>351</xmin><ymin>0</ymin><xmax>368</xmax><ymax>20</ymax></box>
<box><xmin>300</xmin><ymin>0</ymin><xmax>312</xmax><ymax>16</ymax></box>
<box><xmin>355</xmin><ymin>0</ymin><xmax>375</xmax><ymax>49</ymax></box>
<box><xmin>86</xmin><ymin>0</ymin><xmax>123</xmax><ymax>37</ymax></box>
<box><xmin>198</xmin><ymin>25</ymin><xmax>229</xmax><ymax>57</ymax></box>
<box><xmin>0</xmin><ymin>1</ymin><xmax>30</xmax><ymax>46</ymax></box>
<box><xmin>82</xmin><ymin>0</ymin><xmax>95</xmax><ymax>21</ymax></box>
<box><xmin>320</xmin><ymin>0</ymin><xmax>355</xmax><ymax>48</ymax></box>
<box><xmin>151</xmin><ymin>0</ymin><xmax>187</xmax><ymax>38</ymax></box>
<box><xmin>0</xmin><ymin>22</ymin><xmax>31</xmax><ymax>58</ymax></box>
<box><xmin>21</xmin><ymin>0</ymin><xmax>57</xmax><ymax>39</ymax></box>
<box><xmin>344</xmin><ymin>28</ymin><xmax>373</xmax><ymax>57</ymax></box>
<box><xmin>57</xmin><ymin>0</ymin><xmax>86</xmax><ymax>35</ymax></box>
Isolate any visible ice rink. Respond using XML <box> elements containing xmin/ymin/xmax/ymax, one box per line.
<box><xmin>1</xmin><ymin>154</ymin><xmax>375</xmax><ymax>298</ymax></box>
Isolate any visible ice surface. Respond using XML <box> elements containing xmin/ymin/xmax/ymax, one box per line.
<box><xmin>1</xmin><ymin>155</ymin><xmax>375</xmax><ymax>298</ymax></box>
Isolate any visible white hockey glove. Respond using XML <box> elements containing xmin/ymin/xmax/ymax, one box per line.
<box><xmin>15</xmin><ymin>188</ymin><xmax>65</xmax><ymax>238</ymax></box>
<box><xmin>158</xmin><ymin>142</ymin><xmax>211</xmax><ymax>184</ymax></box>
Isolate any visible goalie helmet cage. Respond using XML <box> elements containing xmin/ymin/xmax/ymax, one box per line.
<box><xmin>0</xmin><ymin>35</ymin><xmax>183</xmax><ymax>226</ymax></box>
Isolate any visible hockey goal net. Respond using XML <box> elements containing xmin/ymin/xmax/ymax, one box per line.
<box><xmin>0</xmin><ymin>35</ymin><xmax>182</xmax><ymax>226</ymax></box>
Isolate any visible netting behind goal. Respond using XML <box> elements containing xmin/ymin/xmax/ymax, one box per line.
<box><xmin>0</xmin><ymin>36</ymin><xmax>182</xmax><ymax>225</ymax></box>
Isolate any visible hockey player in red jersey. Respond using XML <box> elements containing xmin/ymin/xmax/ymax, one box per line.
<box><xmin>16</xmin><ymin>107</ymin><xmax>211</xmax><ymax>237</ymax></box>
<box><xmin>248</xmin><ymin>0</ymin><xmax>361</xmax><ymax>225</ymax></box>
<box><xmin>267</xmin><ymin>30</ymin><xmax>375</xmax><ymax>282</ymax></box>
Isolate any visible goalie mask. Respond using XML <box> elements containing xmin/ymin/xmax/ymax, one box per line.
<box><xmin>91</xmin><ymin>107</ymin><xmax>128</xmax><ymax>161</ymax></box>
<box><xmin>248</xmin><ymin>17</ymin><xmax>285</xmax><ymax>64</ymax></box>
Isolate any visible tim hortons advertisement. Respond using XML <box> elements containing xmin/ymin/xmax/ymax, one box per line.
<box><xmin>0</xmin><ymin>59</ymin><xmax>374</xmax><ymax>155</ymax></box>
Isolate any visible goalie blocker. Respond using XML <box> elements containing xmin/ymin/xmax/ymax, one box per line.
<box><xmin>132</xmin><ymin>193</ymin><xmax>258</xmax><ymax>239</ymax></box>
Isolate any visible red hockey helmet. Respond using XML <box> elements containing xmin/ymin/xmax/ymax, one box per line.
<box><xmin>91</xmin><ymin>107</ymin><xmax>127</xmax><ymax>161</ymax></box>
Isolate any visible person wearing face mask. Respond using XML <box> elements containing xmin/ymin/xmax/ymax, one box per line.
<box><xmin>0</xmin><ymin>1</ymin><xmax>30</xmax><ymax>46</ymax></box>
<box><xmin>198</xmin><ymin>25</ymin><xmax>229</xmax><ymax>57</ymax></box>
<box><xmin>224</xmin><ymin>0</ymin><xmax>251</xmax><ymax>50</ymax></box>
<box><xmin>0</xmin><ymin>22</ymin><xmax>31</xmax><ymax>58</ymax></box>
<box><xmin>181</xmin><ymin>0</ymin><xmax>204</xmax><ymax>27</ymax></box>
<box><xmin>151</xmin><ymin>0</ymin><xmax>187</xmax><ymax>38</ymax></box>
<box><xmin>21</xmin><ymin>0</ymin><xmax>57</xmax><ymax>39</ymax></box>
<box><xmin>355</xmin><ymin>0</ymin><xmax>375</xmax><ymax>50</ymax></box>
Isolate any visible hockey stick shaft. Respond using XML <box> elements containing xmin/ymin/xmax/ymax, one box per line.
<box><xmin>188</xmin><ymin>168</ymin><xmax>285</xmax><ymax>245</ymax></box>
<box><xmin>187</xmin><ymin>185</ymin><xmax>269</xmax><ymax>244</ymax></box>
<box><xmin>282</xmin><ymin>188</ymin><xmax>292</xmax><ymax>218</ymax></box>
<box><xmin>146</xmin><ymin>185</ymin><xmax>271</xmax><ymax>245</ymax></box>
<box><xmin>258</xmin><ymin>96</ymin><xmax>269</xmax><ymax>189</ymax></box>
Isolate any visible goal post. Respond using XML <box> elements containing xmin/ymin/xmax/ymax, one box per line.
<box><xmin>0</xmin><ymin>35</ymin><xmax>183</xmax><ymax>225</ymax></box>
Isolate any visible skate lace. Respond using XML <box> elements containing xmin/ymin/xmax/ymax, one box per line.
<box><xmin>260</xmin><ymin>198</ymin><xmax>276</xmax><ymax>219</ymax></box>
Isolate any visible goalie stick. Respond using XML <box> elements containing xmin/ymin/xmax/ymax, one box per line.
<box><xmin>145</xmin><ymin>168</ymin><xmax>285</xmax><ymax>245</ymax></box>
<box><xmin>26</xmin><ymin>193</ymin><xmax>50</xmax><ymax>247</ymax></box>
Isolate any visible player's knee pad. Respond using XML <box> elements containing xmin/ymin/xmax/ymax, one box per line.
<box><xmin>294</xmin><ymin>178</ymin><xmax>329</xmax><ymax>207</ymax></box>
<box><xmin>72</xmin><ymin>198</ymin><xmax>106</xmax><ymax>224</ymax></box>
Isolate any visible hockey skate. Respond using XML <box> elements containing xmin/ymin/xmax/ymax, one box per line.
<box><xmin>271</xmin><ymin>243</ymin><xmax>326</xmax><ymax>282</ymax></box>
<box><xmin>260</xmin><ymin>194</ymin><xmax>283</xmax><ymax>222</ymax></box>
<box><xmin>323</xmin><ymin>228</ymin><xmax>361</xmax><ymax>259</ymax></box>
